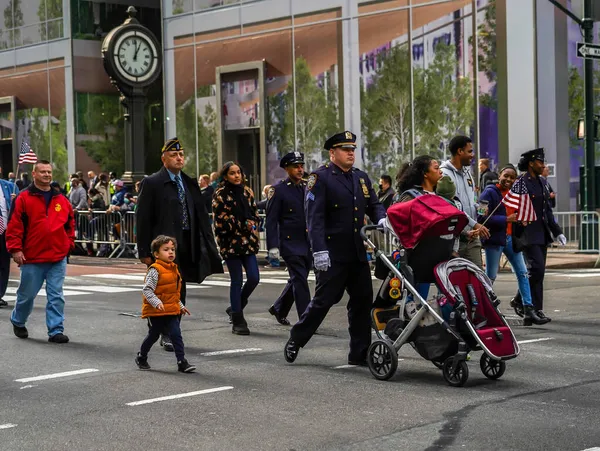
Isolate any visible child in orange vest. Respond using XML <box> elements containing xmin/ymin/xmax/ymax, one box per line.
<box><xmin>135</xmin><ymin>235</ymin><xmax>195</xmax><ymax>373</ymax></box>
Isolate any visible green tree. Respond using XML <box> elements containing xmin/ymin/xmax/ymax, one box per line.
<box><xmin>4</xmin><ymin>0</ymin><xmax>23</xmax><ymax>47</ymax></box>
<box><xmin>471</xmin><ymin>0</ymin><xmax>497</xmax><ymax>109</ymax></box>
<box><xmin>25</xmin><ymin>108</ymin><xmax>68</xmax><ymax>183</ymax></box>
<box><xmin>281</xmin><ymin>57</ymin><xmax>339</xmax><ymax>160</ymax></box>
<box><xmin>568</xmin><ymin>66</ymin><xmax>584</xmax><ymax>151</ymax></box>
<box><xmin>178</xmin><ymin>98</ymin><xmax>218</xmax><ymax>179</ymax></box>
<box><xmin>38</xmin><ymin>0</ymin><xmax>63</xmax><ymax>40</ymax></box>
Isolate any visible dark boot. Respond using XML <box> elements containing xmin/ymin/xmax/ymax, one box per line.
<box><xmin>523</xmin><ymin>306</ymin><xmax>550</xmax><ymax>326</ymax></box>
<box><xmin>231</xmin><ymin>312</ymin><xmax>250</xmax><ymax>335</ymax></box>
<box><xmin>536</xmin><ymin>310</ymin><xmax>552</xmax><ymax>322</ymax></box>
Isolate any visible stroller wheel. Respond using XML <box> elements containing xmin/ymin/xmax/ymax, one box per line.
<box><xmin>367</xmin><ymin>340</ymin><xmax>398</xmax><ymax>381</ymax></box>
<box><xmin>480</xmin><ymin>354</ymin><xmax>506</xmax><ymax>380</ymax></box>
<box><xmin>442</xmin><ymin>358</ymin><xmax>469</xmax><ymax>387</ymax></box>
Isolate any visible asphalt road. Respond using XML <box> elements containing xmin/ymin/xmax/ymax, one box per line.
<box><xmin>1</xmin><ymin>264</ymin><xmax>599</xmax><ymax>451</ymax></box>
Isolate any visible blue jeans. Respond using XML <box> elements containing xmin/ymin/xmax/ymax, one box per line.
<box><xmin>484</xmin><ymin>235</ymin><xmax>533</xmax><ymax>306</ymax></box>
<box><xmin>225</xmin><ymin>254</ymin><xmax>260</xmax><ymax>313</ymax></box>
<box><xmin>11</xmin><ymin>258</ymin><xmax>67</xmax><ymax>336</ymax></box>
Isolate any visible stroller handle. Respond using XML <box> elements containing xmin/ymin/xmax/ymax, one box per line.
<box><xmin>360</xmin><ymin>224</ymin><xmax>383</xmax><ymax>241</ymax></box>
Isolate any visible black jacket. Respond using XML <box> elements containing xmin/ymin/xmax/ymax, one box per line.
<box><xmin>136</xmin><ymin>166</ymin><xmax>223</xmax><ymax>283</ymax></box>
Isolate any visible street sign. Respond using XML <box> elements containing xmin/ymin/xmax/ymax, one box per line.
<box><xmin>577</xmin><ymin>42</ymin><xmax>600</xmax><ymax>59</ymax></box>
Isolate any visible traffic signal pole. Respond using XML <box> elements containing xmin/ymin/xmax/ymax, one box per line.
<box><xmin>583</xmin><ymin>0</ymin><xmax>596</xmax><ymax>211</ymax></box>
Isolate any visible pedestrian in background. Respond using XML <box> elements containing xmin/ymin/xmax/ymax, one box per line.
<box><xmin>266</xmin><ymin>151</ymin><xmax>311</xmax><ymax>326</ymax></box>
<box><xmin>511</xmin><ymin>148</ymin><xmax>566</xmax><ymax>322</ymax></box>
<box><xmin>377</xmin><ymin>174</ymin><xmax>395</xmax><ymax>211</ymax></box>
<box><xmin>136</xmin><ymin>137</ymin><xmax>223</xmax><ymax>351</ymax></box>
<box><xmin>213</xmin><ymin>161</ymin><xmax>260</xmax><ymax>335</ymax></box>
<box><xmin>541</xmin><ymin>166</ymin><xmax>556</xmax><ymax>209</ymax></box>
<box><xmin>135</xmin><ymin>235</ymin><xmax>195</xmax><ymax>373</ymax></box>
<box><xmin>440</xmin><ymin>136</ymin><xmax>490</xmax><ymax>268</ymax></box>
<box><xmin>7</xmin><ymin>160</ymin><xmax>75</xmax><ymax>343</ymax></box>
<box><xmin>0</xmin><ymin>176</ymin><xmax>18</xmax><ymax>308</ymax></box>
<box><xmin>284</xmin><ymin>131</ymin><xmax>386</xmax><ymax>366</ymax></box>
<box><xmin>478</xmin><ymin>158</ymin><xmax>498</xmax><ymax>192</ymax></box>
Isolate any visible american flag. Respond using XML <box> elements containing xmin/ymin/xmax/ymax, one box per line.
<box><xmin>502</xmin><ymin>176</ymin><xmax>537</xmax><ymax>222</ymax></box>
<box><xmin>18</xmin><ymin>141</ymin><xmax>37</xmax><ymax>164</ymax></box>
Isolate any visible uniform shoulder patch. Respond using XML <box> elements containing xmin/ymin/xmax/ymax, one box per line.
<box><xmin>267</xmin><ymin>186</ymin><xmax>276</xmax><ymax>200</ymax></box>
<box><xmin>307</xmin><ymin>174</ymin><xmax>318</xmax><ymax>191</ymax></box>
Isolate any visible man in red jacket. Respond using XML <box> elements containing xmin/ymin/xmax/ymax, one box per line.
<box><xmin>7</xmin><ymin>160</ymin><xmax>75</xmax><ymax>343</ymax></box>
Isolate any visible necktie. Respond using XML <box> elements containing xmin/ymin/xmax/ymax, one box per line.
<box><xmin>0</xmin><ymin>214</ymin><xmax>5</xmax><ymax>236</ymax></box>
<box><xmin>174</xmin><ymin>175</ymin><xmax>190</xmax><ymax>230</ymax></box>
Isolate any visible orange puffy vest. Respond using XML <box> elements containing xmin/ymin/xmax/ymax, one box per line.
<box><xmin>141</xmin><ymin>259</ymin><xmax>182</xmax><ymax>318</ymax></box>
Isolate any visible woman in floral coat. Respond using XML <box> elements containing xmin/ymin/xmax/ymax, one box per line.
<box><xmin>213</xmin><ymin>161</ymin><xmax>260</xmax><ymax>335</ymax></box>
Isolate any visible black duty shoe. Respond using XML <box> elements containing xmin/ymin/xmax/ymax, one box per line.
<box><xmin>135</xmin><ymin>353</ymin><xmax>151</xmax><ymax>370</ymax></box>
<box><xmin>348</xmin><ymin>357</ymin><xmax>368</xmax><ymax>367</ymax></box>
<box><xmin>12</xmin><ymin>324</ymin><xmax>28</xmax><ymax>339</ymax></box>
<box><xmin>284</xmin><ymin>338</ymin><xmax>299</xmax><ymax>363</ymax></box>
<box><xmin>177</xmin><ymin>359</ymin><xmax>196</xmax><ymax>373</ymax></box>
<box><xmin>160</xmin><ymin>335</ymin><xmax>174</xmax><ymax>352</ymax></box>
<box><xmin>225</xmin><ymin>307</ymin><xmax>232</xmax><ymax>324</ymax></box>
<box><xmin>48</xmin><ymin>333</ymin><xmax>70</xmax><ymax>343</ymax></box>
<box><xmin>536</xmin><ymin>310</ymin><xmax>552</xmax><ymax>322</ymax></box>
<box><xmin>523</xmin><ymin>306</ymin><xmax>550</xmax><ymax>326</ymax></box>
<box><xmin>268</xmin><ymin>305</ymin><xmax>291</xmax><ymax>326</ymax></box>
<box><xmin>0</xmin><ymin>298</ymin><xmax>8</xmax><ymax>308</ymax></box>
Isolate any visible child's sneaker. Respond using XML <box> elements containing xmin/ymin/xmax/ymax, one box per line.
<box><xmin>177</xmin><ymin>359</ymin><xmax>196</xmax><ymax>373</ymax></box>
<box><xmin>135</xmin><ymin>353</ymin><xmax>151</xmax><ymax>370</ymax></box>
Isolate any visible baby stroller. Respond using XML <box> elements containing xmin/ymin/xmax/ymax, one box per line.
<box><xmin>363</xmin><ymin>194</ymin><xmax>520</xmax><ymax>387</ymax></box>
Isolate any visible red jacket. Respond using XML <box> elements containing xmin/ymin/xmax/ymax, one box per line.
<box><xmin>6</xmin><ymin>185</ymin><xmax>75</xmax><ymax>264</ymax></box>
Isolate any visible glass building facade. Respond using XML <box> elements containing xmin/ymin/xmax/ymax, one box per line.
<box><xmin>0</xmin><ymin>0</ymin><xmax>587</xmax><ymax>209</ymax></box>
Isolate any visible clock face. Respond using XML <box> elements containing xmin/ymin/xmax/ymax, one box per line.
<box><xmin>111</xmin><ymin>29</ymin><xmax>159</xmax><ymax>85</ymax></box>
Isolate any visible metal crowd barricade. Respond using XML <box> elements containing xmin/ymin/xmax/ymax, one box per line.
<box><xmin>74</xmin><ymin>210</ymin><xmax>123</xmax><ymax>257</ymax></box>
<box><xmin>550</xmin><ymin>211</ymin><xmax>600</xmax><ymax>255</ymax></box>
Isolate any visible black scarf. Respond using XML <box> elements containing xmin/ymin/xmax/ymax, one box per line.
<box><xmin>223</xmin><ymin>182</ymin><xmax>254</xmax><ymax>222</ymax></box>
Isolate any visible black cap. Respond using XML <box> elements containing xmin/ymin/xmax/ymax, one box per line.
<box><xmin>161</xmin><ymin>137</ymin><xmax>183</xmax><ymax>153</ymax></box>
<box><xmin>324</xmin><ymin>131</ymin><xmax>357</xmax><ymax>150</ymax></box>
<box><xmin>520</xmin><ymin>148</ymin><xmax>545</xmax><ymax>163</ymax></box>
<box><xmin>280</xmin><ymin>151</ymin><xmax>305</xmax><ymax>168</ymax></box>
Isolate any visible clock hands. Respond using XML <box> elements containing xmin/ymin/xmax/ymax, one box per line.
<box><xmin>133</xmin><ymin>41</ymin><xmax>141</xmax><ymax>61</ymax></box>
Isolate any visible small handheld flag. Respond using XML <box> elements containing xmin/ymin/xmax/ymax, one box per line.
<box><xmin>502</xmin><ymin>176</ymin><xmax>537</xmax><ymax>223</ymax></box>
<box><xmin>18</xmin><ymin>141</ymin><xmax>37</xmax><ymax>164</ymax></box>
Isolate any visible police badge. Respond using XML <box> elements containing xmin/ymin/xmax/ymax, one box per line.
<box><xmin>267</xmin><ymin>187</ymin><xmax>275</xmax><ymax>200</ymax></box>
<box><xmin>359</xmin><ymin>178</ymin><xmax>370</xmax><ymax>197</ymax></box>
<box><xmin>307</xmin><ymin>174</ymin><xmax>317</xmax><ymax>191</ymax></box>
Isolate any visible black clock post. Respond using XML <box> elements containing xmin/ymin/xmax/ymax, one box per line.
<box><xmin>101</xmin><ymin>6</ymin><xmax>162</xmax><ymax>185</ymax></box>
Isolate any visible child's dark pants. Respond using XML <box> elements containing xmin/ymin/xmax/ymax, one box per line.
<box><xmin>140</xmin><ymin>315</ymin><xmax>185</xmax><ymax>361</ymax></box>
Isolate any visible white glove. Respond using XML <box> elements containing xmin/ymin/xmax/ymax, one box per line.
<box><xmin>268</xmin><ymin>248</ymin><xmax>280</xmax><ymax>260</ymax></box>
<box><xmin>313</xmin><ymin>251</ymin><xmax>331</xmax><ymax>272</ymax></box>
<box><xmin>377</xmin><ymin>217</ymin><xmax>387</xmax><ymax>228</ymax></box>
<box><xmin>557</xmin><ymin>234</ymin><xmax>567</xmax><ymax>246</ymax></box>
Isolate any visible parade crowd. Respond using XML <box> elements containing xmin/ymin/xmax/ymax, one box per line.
<box><xmin>0</xmin><ymin>131</ymin><xmax>565</xmax><ymax>372</ymax></box>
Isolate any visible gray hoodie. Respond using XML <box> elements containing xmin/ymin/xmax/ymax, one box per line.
<box><xmin>440</xmin><ymin>160</ymin><xmax>477</xmax><ymax>228</ymax></box>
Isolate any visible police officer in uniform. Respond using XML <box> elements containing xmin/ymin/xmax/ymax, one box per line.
<box><xmin>284</xmin><ymin>131</ymin><xmax>386</xmax><ymax>366</ymax></box>
<box><xmin>511</xmin><ymin>148</ymin><xmax>566</xmax><ymax>321</ymax></box>
<box><xmin>266</xmin><ymin>152</ymin><xmax>311</xmax><ymax>325</ymax></box>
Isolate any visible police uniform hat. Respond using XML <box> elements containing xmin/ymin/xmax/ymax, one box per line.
<box><xmin>280</xmin><ymin>151</ymin><xmax>305</xmax><ymax>168</ymax></box>
<box><xmin>324</xmin><ymin>131</ymin><xmax>357</xmax><ymax>150</ymax></box>
<box><xmin>520</xmin><ymin>148</ymin><xmax>545</xmax><ymax>163</ymax></box>
<box><xmin>161</xmin><ymin>137</ymin><xmax>183</xmax><ymax>153</ymax></box>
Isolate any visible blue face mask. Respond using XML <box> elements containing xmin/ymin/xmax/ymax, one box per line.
<box><xmin>124</xmin><ymin>198</ymin><xmax>130</xmax><ymax>204</ymax></box>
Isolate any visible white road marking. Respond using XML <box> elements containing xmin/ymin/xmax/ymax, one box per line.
<box><xmin>5</xmin><ymin>287</ymin><xmax>90</xmax><ymax>296</ymax></box>
<box><xmin>66</xmin><ymin>286</ymin><xmax>139</xmax><ymax>293</ymax></box>
<box><xmin>256</xmin><ymin>278</ymin><xmax>288</xmax><ymax>285</ymax></box>
<box><xmin>201</xmin><ymin>280</ymin><xmax>234</xmax><ymax>287</ymax></box>
<box><xmin>126</xmin><ymin>386</ymin><xmax>234</xmax><ymax>406</ymax></box>
<box><xmin>19</xmin><ymin>385</ymin><xmax>36</xmax><ymax>390</ymax></box>
<box><xmin>552</xmin><ymin>273</ymin><xmax>600</xmax><ymax>278</ymax></box>
<box><xmin>334</xmin><ymin>359</ymin><xmax>404</xmax><ymax>369</ymax></box>
<box><xmin>517</xmin><ymin>337</ymin><xmax>554</xmax><ymax>344</ymax></box>
<box><xmin>0</xmin><ymin>424</ymin><xmax>17</xmax><ymax>430</ymax></box>
<box><xmin>580</xmin><ymin>448</ymin><xmax>600</xmax><ymax>451</ymax></box>
<box><xmin>201</xmin><ymin>348</ymin><xmax>262</xmax><ymax>357</ymax></box>
<box><xmin>15</xmin><ymin>368</ymin><xmax>99</xmax><ymax>383</ymax></box>
<box><xmin>81</xmin><ymin>274</ymin><xmax>146</xmax><ymax>281</ymax></box>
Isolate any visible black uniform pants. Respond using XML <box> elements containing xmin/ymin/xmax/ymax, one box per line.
<box><xmin>290</xmin><ymin>260</ymin><xmax>373</xmax><ymax>361</ymax></box>
<box><xmin>176</xmin><ymin>229</ymin><xmax>193</xmax><ymax>306</ymax></box>
<box><xmin>514</xmin><ymin>244</ymin><xmax>548</xmax><ymax>311</ymax></box>
<box><xmin>274</xmin><ymin>255</ymin><xmax>311</xmax><ymax>318</ymax></box>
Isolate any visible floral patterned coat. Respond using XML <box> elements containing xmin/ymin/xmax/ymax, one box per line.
<box><xmin>212</xmin><ymin>185</ymin><xmax>260</xmax><ymax>259</ymax></box>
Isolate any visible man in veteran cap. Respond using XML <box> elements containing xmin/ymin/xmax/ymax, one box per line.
<box><xmin>510</xmin><ymin>148</ymin><xmax>566</xmax><ymax>322</ymax></box>
<box><xmin>284</xmin><ymin>131</ymin><xmax>386</xmax><ymax>366</ymax></box>
<box><xmin>265</xmin><ymin>151</ymin><xmax>311</xmax><ymax>325</ymax></box>
<box><xmin>136</xmin><ymin>138</ymin><xmax>223</xmax><ymax>351</ymax></box>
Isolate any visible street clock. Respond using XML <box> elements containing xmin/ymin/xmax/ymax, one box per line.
<box><xmin>101</xmin><ymin>6</ymin><xmax>161</xmax><ymax>90</ymax></box>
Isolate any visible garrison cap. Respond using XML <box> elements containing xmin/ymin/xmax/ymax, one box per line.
<box><xmin>324</xmin><ymin>131</ymin><xmax>357</xmax><ymax>150</ymax></box>
<box><xmin>280</xmin><ymin>151</ymin><xmax>305</xmax><ymax>168</ymax></box>
<box><xmin>520</xmin><ymin>148</ymin><xmax>545</xmax><ymax>163</ymax></box>
<box><xmin>161</xmin><ymin>137</ymin><xmax>183</xmax><ymax>153</ymax></box>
